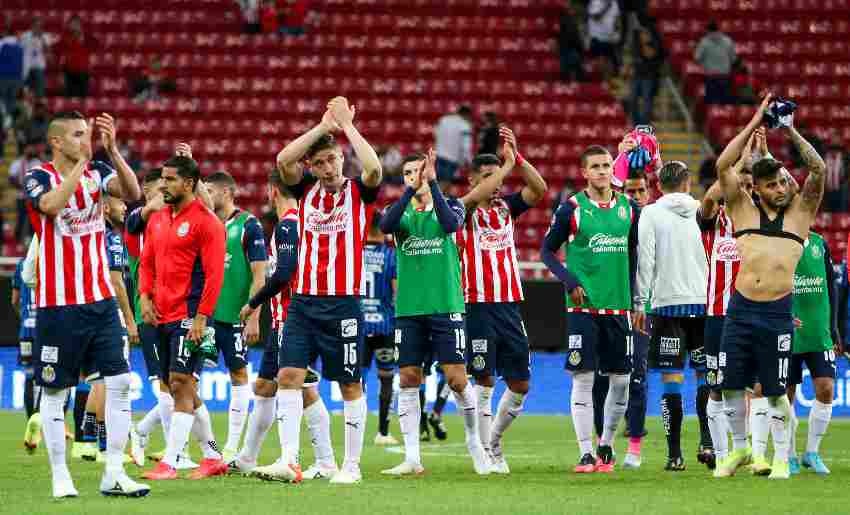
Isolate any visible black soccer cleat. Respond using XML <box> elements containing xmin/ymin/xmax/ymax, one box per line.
<box><xmin>420</xmin><ymin>429</ymin><xmax>431</xmax><ymax>442</ymax></box>
<box><xmin>664</xmin><ymin>456</ymin><xmax>686</xmax><ymax>472</ymax></box>
<box><xmin>697</xmin><ymin>446</ymin><xmax>716</xmax><ymax>470</ymax></box>
<box><xmin>428</xmin><ymin>413</ymin><xmax>448</xmax><ymax>441</ymax></box>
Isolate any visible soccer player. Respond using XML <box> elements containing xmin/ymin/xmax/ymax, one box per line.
<box><xmin>787</xmin><ymin>230</ymin><xmax>840</xmax><ymax>475</ymax></box>
<box><xmin>139</xmin><ymin>155</ymin><xmax>228</xmax><ymax>481</ymax></box>
<box><xmin>360</xmin><ymin>212</ymin><xmax>399</xmax><ymax>446</ymax></box>
<box><xmin>274</xmin><ymin>96</ymin><xmax>382</xmax><ymax>484</ymax></box>
<box><xmin>634</xmin><ymin>162</ymin><xmax>708</xmax><ymax>471</ymax></box>
<box><xmin>714</xmin><ymin>93</ymin><xmax>826</xmax><ymax>480</ymax></box>
<box><xmin>202</xmin><ymin>171</ymin><xmax>267</xmax><ymax>461</ymax></box>
<box><xmin>380</xmin><ymin>148</ymin><xmax>497</xmax><ymax>476</ymax></box>
<box><xmin>427</xmin><ymin>366</ymin><xmax>451</xmax><ymax>440</ymax></box>
<box><xmin>542</xmin><ymin>145</ymin><xmax>639</xmax><ymax>473</ymax></box>
<box><xmin>12</xmin><ymin>248</ymin><xmax>40</xmax><ymax>453</ymax></box>
<box><xmin>24</xmin><ymin>111</ymin><xmax>148</xmax><ymax>498</ymax></box>
<box><xmin>230</xmin><ymin>171</ymin><xmax>338</xmax><ymax>481</ymax></box>
<box><xmin>456</xmin><ymin>126</ymin><xmax>546</xmax><ymax>472</ymax></box>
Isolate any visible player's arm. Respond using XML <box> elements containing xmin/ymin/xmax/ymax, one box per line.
<box><xmin>189</xmin><ymin>216</ymin><xmax>226</xmax><ymax>342</ymax></box>
<box><xmin>788</xmin><ymin>126</ymin><xmax>827</xmax><ymax>214</ymax></box>
<box><xmin>10</xmin><ymin>272</ymin><xmax>21</xmax><ymax>315</ymax></box>
<box><xmin>138</xmin><ymin>218</ymin><xmax>158</xmax><ymax>325</ymax></box>
<box><xmin>21</xmin><ymin>236</ymin><xmax>38</xmax><ymax>287</ymax></box>
<box><xmin>98</xmin><ymin>113</ymin><xmax>141</xmax><ymax>202</ymax></box>
<box><xmin>716</xmin><ymin>94</ymin><xmax>772</xmax><ymax>203</ymax></box>
<box><xmin>241</xmin><ymin>219</ymin><xmax>298</xmax><ymax>320</ymax></box>
<box><xmin>698</xmin><ymin>180</ymin><xmax>724</xmax><ymax>224</ymax></box>
<box><xmin>380</xmin><ymin>189</ymin><xmax>415</xmax><ymax>235</ymax></box>
<box><xmin>460</xmin><ymin>137</ymin><xmax>517</xmax><ymax>209</ymax></box>
<box><xmin>634</xmin><ymin>207</ymin><xmax>654</xmax><ymax>310</ymax></box>
<box><xmin>276</xmin><ymin>108</ymin><xmax>341</xmax><ymax>186</ymax></box>
<box><xmin>243</xmin><ymin>217</ymin><xmax>268</xmax><ymax>343</ymax></box>
<box><xmin>839</xmin><ymin>263</ymin><xmax>849</xmax><ymax>350</ymax></box>
<box><xmin>541</xmin><ymin>201</ymin><xmax>583</xmax><ymax>295</ymax></box>
<box><xmin>420</xmin><ymin>149</ymin><xmax>464</xmax><ymax>233</ymax></box>
<box><xmin>504</xmin><ymin>126</ymin><xmax>547</xmax><ymax>206</ymax></box>
<box><xmin>823</xmin><ymin>243</ymin><xmax>842</xmax><ymax>351</ymax></box>
<box><xmin>29</xmin><ymin>160</ymin><xmax>86</xmax><ymax>216</ymax></box>
<box><xmin>329</xmin><ymin>97</ymin><xmax>383</xmax><ymax>187</ymax></box>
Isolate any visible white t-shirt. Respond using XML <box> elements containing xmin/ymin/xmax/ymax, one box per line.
<box><xmin>587</xmin><ymin>0</ymin><xmax>621</xmax><ymax>44</ymax></box>
<box><xmin>20</xmin><ymin>31</ymin><xmax>49</xmax><ymax>75</ymax></box>
<box><xmin>434</xmin><ymin>113</ymin><xmax>473</xmax><ymax>165</ymax></box>
<box><xmin>9</xmin><ymin>157</ymin><xmax>42</xmax><ymax>199</ymax></box>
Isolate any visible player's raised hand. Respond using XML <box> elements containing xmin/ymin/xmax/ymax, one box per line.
<box><xmin>501</xmin><ymin>140</ymin><xmax>516</xmax><ymax>169</ymax></box>
<box><xmin>328</xmin><ymin>96</ymin><xmax>356</xmax><ymax>128</ymax></box>
<box><xmin>80</xmin><ymin>118</ymin><xmax>94</xmax><ymax>162</ymax></box>
<box><xmin>175</xmin><ymin>142</ymin><xmax>192</xmax><ymax>158</ymax></box>
<box><xmin>321</xmin><ymin>108</ymin><xmax>342</xmax><ymax>133</ymax></box>
<box><xmin>422</xmin><ymin>148</ymin><xmax>437</xmax><ymax>183</ymax></box>
<box><xmin>755</xmin><ymin>127</ymin><xmax>769</xmax><ymax>155</ymax></box>
<box><xmin>500</xmin><ymin>125</ymin><xmax>519</xmax><ymax>154</ymax></box>
<box><xmin>752</xmin><ymin>91</ymin><xmax>773</xmax><ymax>126</ymax></box>
<box><xmin>95</xmin><ymin>113</ymin><xmax>118</xmax><ymax>151</ymax></box>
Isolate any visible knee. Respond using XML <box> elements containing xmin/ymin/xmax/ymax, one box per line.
<box><xmin>253</xmin><ymin>379</ymin><xmax>277</xmax><ymax>398</ymax></box>
<box><xmin>230</xmin><ymin>367</ymin><xmax>249</xmax><ymax>385</ymax></box>
<box><xmin>302</xmin><ymin>386</ymin><xmax>320</xmax><ymax>406</ymax></box>
<box><xmin>815</xmin><ymin>382</ymin><xmax>834</xmax><ymax>404</ymax></box>
<box><xmin>104</xmin><ymin>372</ymin><xmax>131</xmax><ymax>391</ymax></box>
<box><xmin>507</xmin><ymin>380</ymin><xmax>530</xmax><ymax>395</ymax></box>
<box><xmin>474</xmin><ymin>374</ymin><xmax>495</xmax><ymax>388</ymax></box>
<box><xmin>571</xmin><ymin>371</ymin><xmax>594</xmax><ymax>392</ymax></box>
<box><xmin>168</xmin><ymin>374</ymin><xmax>193</xmax><ymax>396</ymax></box>
<box><xmin>445</xmin><ymin>368</ymin><xmax>468</xmax><ymax>393</ymax></box>
<box><xmin>399</xmin><ymin>368</ymin><xmax>421</xmax><ymax>388</ymax></box>
<box><xmin>276</xmin><ymin>368</ymin><xmax>304</xmax><ymax>389</ymax></box>
<box><xmin>339</xmin><ymin>382</ymin><xmax>362</xmax><ymax>401</ymax></box>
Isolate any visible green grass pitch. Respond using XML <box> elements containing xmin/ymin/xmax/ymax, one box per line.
<box><xmin>0</xmin><ymin>411</ymin><xmax>847</xmax><ymax>515</ymax></box>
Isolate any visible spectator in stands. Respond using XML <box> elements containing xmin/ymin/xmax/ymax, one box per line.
<box><xmin>478</xmin><ymin>111</ymin><xmax>500</xmax><ymax>155</ymax></box>
<box><xmin>0</xmin><ymin>17</ymin><xmax>24</xmax><ymax>127</ymax></box>
<box><xmin>731</xmin><ymin>58</ymin><xmax>762</xmax><ymax>105</ymax></box>
<box><xmin>377</xmin><ymin>144</ymin><xmax>403</xmax><ymax>184</ymax></box>
<box><xmin>11</xmin><ymin>87</ymin><xmax>33</xmax><ymax>152</ymax></box>
<box><xmin>238</xmin><ymin>0</ymin><xmax>261</xmax><ymax>33</ymax></box>
<box><xmin>57</xmin><ymin>15</ymin><xmax>96</xmax><ymax>98</ymax></box>
<box><xmin>131</xmin><ymin>56</ymin><xmax>177</xmax><ymax>102</ymax></box>
<box><xmin>280</xmin><ymin>0</ymin><xmax>311</xmax><ymax>36</ymax></box>
<box><xmin>9</xmin><ymin>139</ymin><xmax>43</xmax><ymax>244</ymax></box>
<box><xmin>20</xmin><ymin>17</ymin><xmax>50</xmax><ymax>98</ymax></box>
<box><xmin>587</xmin><ymin>0</ymin><xmax>622</xmax><ymax>78</ymax></box>
<box><xmin>694</xmin><ymin>20</ymin><xmax>736</xmax><ymax>105</ymax></box>
<box><xmin>550</xmin><ymin>180</ymin><xmax>578</xmax><ymax>214</ymax></box>
<box><xmin>434</xmin><ymin>105</ymin><xmax>474</xmax><ymax>185</ymax></box>
<box><xmin>558</xmin><ymin>2</ymin><xmax>586</xmax><ymax>82</ymax></box>
<box><xmin>259</xmin><ymin>0</ymin><xmax>279</xmax><ymax>34</ymax></box>
<box><xmin>823</xmin><ymin>131</ymin><xmax>849</xmax><ymax>212</ymax></box>
<box><xmin>626</xmin><ymin>26</ymin><xmax>664</xmax><ymax>124</ymax></box>
<box><xmin>15</xmin><ymin>99</ymin><xmax>49</xmax><ymax>149</ymax></box>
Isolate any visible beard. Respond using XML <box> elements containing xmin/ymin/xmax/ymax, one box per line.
<box><xmin>163</xmin><ymin>191</ymin><xmax>183</xmax><ymax>205</ymax></box>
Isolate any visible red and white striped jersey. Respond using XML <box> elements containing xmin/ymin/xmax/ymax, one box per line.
<box><xmin>295</xmin><ymin>179</ymin><xmax>374</xmax><ymax>296</ymax></box>
<box><xmin>455</xmin><ymin>197</ymin><xmax>524</xmax><ymax>303</ymax></box>
<box><xmin>24</xmin><ymin>161</ymin><xmax>116</xmax><ymax>308</ymax></box>
<box><xmin>702</xmin><ymin>206</ymin><xmax>740</xmax><ymax>316</ymax></box>
<box><xmin>270</xmin><ymin>209</ymin><xmax>298</xmax><ymax>327</ymax></box>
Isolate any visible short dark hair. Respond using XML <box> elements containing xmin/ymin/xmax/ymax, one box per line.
<box><xmin>707</xmin><ymin>20</ymin><xmax>719</xmax><ymax>32</ymax></box>
<box><xmin>305</xmin><ymin>134</ymin><xmax>339</xmax><ymax>159</ymax></box>
<box><xmin>268</xmin><ymin>170</ymin><xmax>294</xmax><ymax>198</ymax></box>
<box><xmin>626</xmin><ymin>169</ymin><xmax>647</xmax><ymax>181</ymax></box>
<box><xmin>162</xmin><ymin>155</ymin><xmax>201</xmax><ymax>190</ymax></box>
<box><xmin>204</xmin><ymin>170</ymin><xmax>237</xmax><ymax>190</ymax></box>
<box><xmin>658</xmin><ymin>161</ymin><xmax>690</xmax><ymax>191</ymax></box>
<box><xmin>471</xmin><ymin>153</ymin><xmax>501</xmax><ymax>173</ymax></box>
<box><xmin>401</xmin><ymin>153</ymin><xmax>426</xmax><ymax>170</ymax></box>
<box><xmin>457</xmin><ymin>105</ymin><xmax>472</xmax><ymax>117</ymax></box>
<box><xmin>143</xmin><ymin>167</ymin><xmax>162</xmax><ymax>183</ymax></box>
<box><xmin>50</xmin><ymin>110</ymin><xmax>84</xmax><ymax>123</ymax></box>
<box><xmin>752</xmin><ymin>157</ymin><xmax>784</xmax><ymax>182</ymax></box>
<box><xmin>580</xmin><ymin>145</ymin><xmax>611</xmax><ymax>167</ymax></box>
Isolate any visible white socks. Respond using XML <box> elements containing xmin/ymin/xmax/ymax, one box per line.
<box><xmin>453</xmin><ymin>383</ymin><xmax>482</xmax><ymax>451</ymax></box>
<box><xmin>188</xmin><ymin>404</ymin><xmax>220</xmax><ymax>460</ymax></box>
<box><xmin>304</xmin><ymin>397</ymin><xmax>335</xmax><ymax>466</ymax></box>
<box><xmin>138</xmin><ymin>380</ymin><xmax>162</xmax><ymax>436</ymax></box>
<box><xmin>159</xmin><ymin>391</ymin><xmax>174</xmax><ymax>442</ymax></box>
<box><xmin>104</xmin><ymin>374</ymin><xmax>132</xmax><ymax>475</ymax></box>
<box><xmin>750</xmin><ymin>396</ymin><xmax>770</xmax><ymax>457</ymax></box>
<box><xmin>276</xmin><ymin>389</ymin><xmax>303</xmax><ymax>465</ymax></box>
<box><xmin>240</xmin><ymin>396</ymin><xmax>275</xmax><ymax>463</ymax></box>
<box><xmin>342</xmin><ymin>396</ymin><xmax>367</xmax><ymax>469</ymax></box>
<box><xmin>807</xmin><ymin>399</ymin><xmax>832</xmax><ymax>454</ymax></box>
<box><xmin>399</xmin><ymin>387</ymin><xmax>422</xmax><ymax>465</ymax></box>
<box><xmin>723</xmin><ymin>391</ymin><xmax>748</xmax><ymax>451</ymax></box>
<box><xmin>476</xmin><ymin>385</ymin><xmax>494</xmax><ymax>452</ymax></box>
<box><xmin>42</xmin><ymin>388</ymin><xmax>72</xmax><ymax>483</ymax></box>
<box><xmin>571</xmin><ymin>372</ymin><xmax>595</xmax><ymax>456</ymax></box>
<box><xmin>226</xmin><ymin>383</ymin><xmax>251</xmax><ymax>453</ymax></box>
<box><xmin>768</xmin><ymin>395</ymin><xmax>791</xmax><ymax>461</ymax></box>
<box><xmin>490</xmin><ymin>389</ymin><xmax>526</xmax><ymax>455</ymax></box>
<box><xmin>600</xmin><ymin>374</ymin><xmax>630</xmax><ymax>447</ymax></box>
<box><xmin>706</xmin><ymin>397</ymin><xmax>729</xmax><ymax>460</ymax></box>
<box><xmin>164</xmin><ymin>412</ymin><xmax>195</xmax><ymax>468</ymax></box>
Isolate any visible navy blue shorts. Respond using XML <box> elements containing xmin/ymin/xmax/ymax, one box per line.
<box><xmin>362</xmin><ymin>334</ymin><xmax>396</xmax><ymax>371</ymax></box>
<box><xmin>138</xmin><ymin>322</ymin><xmax>161</xmax><ymax>380</ymax></box>
<box><xmin>212</xmin><ymin>320</ymin><xmax>248</xmax><ymax>372</ymax></box>
<box><xmin>565</xmin><ymin>313</ymin><xmax>632</xmax><ymax>374</ymax></box>
<box><xmin>632</xmin><ymin>330</ymin><xmax>649</xmax><ymax>382</ymax></box>
<box><xmin>720</xmin><ymin>292</ymin><xmax>794</xmax><ymax>397</ymax></box>
<box><xmin>396</xmin><ymin>313</ymin><xmax>466</xmax><ymax>369</ymax></box>
<box><xmin>648</xmin><ymin>315</ymin><xmax>705</xmax><ymax>371</ymax></box>
<box><xmin>703</xmin><ymin>316</ymin><xmax>725</xmax><ymax>390</ymax></box>
<box><xmin>280</xmin><ymin>295</ymin><xmax>364</xmax><ymax>384</ymax></box>
<box><xmin>790</xmin><ymin>350</ymin><xmax>836</xmax><ymax>385</ymax></box>
<box><xmin>258</xmin><ymin>327</ymin><xmax>281</xmax><ymax>381</ymax></box>
<box><xmin>156</xmin><ymin>319</ymin><xmax>204</xmax><ymax>384</ymax></box>
<box><xmin>466</xmin><ymin>302</ymin><xmax>530</xmax><ymax>381</ymax></box>
<box><xmin>33</xmin><ymin>299</ymin><xmax>130</xmax><ymax>389</ymax></box>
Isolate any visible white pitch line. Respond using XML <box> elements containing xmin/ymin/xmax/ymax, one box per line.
<box><xmin>383</xmin><ymin>444</ymin><xmax>542</xmax><ymax>460</ymax></box>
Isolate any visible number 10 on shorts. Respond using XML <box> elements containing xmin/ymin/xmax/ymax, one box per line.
<box><xmin>778</xmin><ymin>357</ymin><xmax>789</xmax><ymax>382</ymax></box>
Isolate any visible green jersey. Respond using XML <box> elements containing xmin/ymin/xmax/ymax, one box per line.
<box><xmin>214</xmin><ymin>210</ymin><xmax>266</xmax><ymax>324</ymax></box>
<box><xmin>394</xmin><ymin>203</ymin><xmax>465</xmax><ymax>317</ymax></box>
<box><xmin>563</xmin><ymin>192</ymin><xmax>634</xmax><ymax>312</ymax></box>
<box><xmin>792</xmin><ymin>232</ymin><xmax>832</xmax><ymax>353</ymax></box>
<box><xmin>128</xmin><ymin>253</ymin><xmax>142</xmax><ymax>324</ymax></box>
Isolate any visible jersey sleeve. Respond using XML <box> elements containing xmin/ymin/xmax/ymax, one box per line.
<box><xmin>355</xmin><ymin>177</ymin><xmax>381</xmax><ymax>204</ymax></box>
<box><xmin>91</xmin><ymin>160</ymin><xmax>118</xmax><ymax>194</ymax></box>
<box><xmin>24</xmin><ymin>168</ymin><xmax>53</xmax><ymax>213</ymax></box>
<box><xmin>503</xmin><ymin>192</ymin><xmax>532</xmax><ymax>219</ymax></box>
<box><xmin>125</xmin><ymin>206</ymin><xmax>147</xmax><ymax>235</ymax></box>
<box><xmin>541</xmin><ymin>200</ymin><xmax>581</xmax><ymax>291</ymax></box>
<box><xmin>105</xmin><ymin>230</ymin><xmax>125</xmax><ymax>271</ymax></box>
<box><xmin>242</xmin><ymin>216</ymin><xmax>268</xmax><ymax>262</ymax></box>
<box><xmin>248</xmin><ymin>218</ymin><xmax>298</xmax><ymax>309</ymax></box>
<box><xmin>387</xmin><ymin>247</ymin><xmax>397</xmax><ymax>280</ymax></box>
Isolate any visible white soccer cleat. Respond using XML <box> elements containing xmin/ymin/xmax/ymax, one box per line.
<box><xmin>52</xmin><ymin>478</ymin><xmax>79</xmax><ymax>499</ymax></box>
<box><xmin>222</xmin><ymin>448</ymin><xmax>238</xmax><ymax>463</ymax></box>
<box><xmin>373</xmin><ymin>433</ymin><xmax>399</xmax><ymax>446</ymax></box>
<box><xmin>129</xmin><ymin>425</ymin><xmax>145</xmax><ymax>467</ymax></box>
<box><xmin>469</xmin><ymin>444</ymin><xmax>491</xmax><ymax>475</ymax></box>
<box><xmin>381</xmin><ymin>461</ymin><xmax>425</xmax><ymax>476</ymax></box>
<box><xmin>623</xmin><ymin>453</ymin><xmax>642</xmax><ymax>469</ymax></box>
<box><xmin>303</xmin><ymin>462</ymin><xmax>339</xmax><ymax>480</ymax></box>
<box><xmin>329</xmin><ymin>464</ymin><xmax>362</xmax><ymax>484</ymax></box>
<box><xmin>99</xmin><ymin>472</ymin><xmax>151</xmax><ymax>498</ymax></box>
<box><xmin>251</xmin><ymin>459</ymin><xmax>303</xmax><ymax>483</ymax></box>
<box><xmin>490</xmin><ymin>454</ymin><xmax>510</xmax><ymax>475</ymax></box>
<box><xmin>227</xmin><ymin>456</ymin><xmax>257</xmax><ymax>475</ymax></box>
<box><xmin>174</xmin><ymin>452</ymin><xmax>199</xmax><ymax>470</ymax></box>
